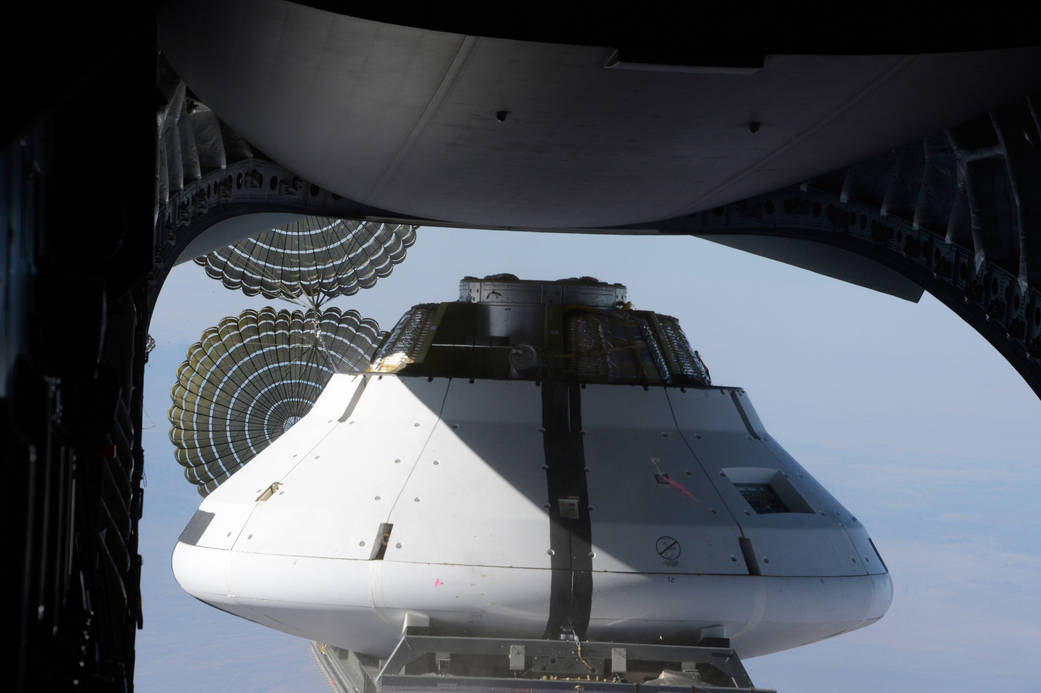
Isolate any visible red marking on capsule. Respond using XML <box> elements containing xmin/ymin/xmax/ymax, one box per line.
<box><xmin>664</xmin><ymin>476</ymin><xmax>694</xmax><ymax>499</ymax></box>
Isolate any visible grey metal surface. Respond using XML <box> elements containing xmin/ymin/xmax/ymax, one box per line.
<box><xmin>366</xmin><ymin>634</ymin><xmax>764</xmax><ymax>691</ymax></box>
<box><xmin>372</xmin><ymin>304</ymin><xmax>443</xmax><ymax>373</ymax></box>
<box><xmin>149</xmin><ymin>63</ymin><xmax>1041</xmax><ymax>401</ymax></box>
<box><xmin>176</xmin><ymin>510</ymin><xmax>215</xmax><ymax>545</ymax></box>
<box><xmin>158</xmin><ymin>1</ymin><xmax>1041</xmax><ymax>229</ymax></box>
<box><xmin>374</xmin><ymin>278</ymin><xmax>710</xmax><ymax>386</ymax></box>
<box><xmin>460</xmin><ymin>275</ymin><xmax>627</xmax><ymax>308</ymax></box>
<box><xmin>310</xmin><ymin>642</ymin><xmax>379</xmax><ymax>693</ymax></box>
<box><xmin>666</xmin><ymin>95</ymin><xmax>1041</xmax><ymax>399</ymax></box>
<box><xmin>698</xmin><ymin>233</ymin><xmax>925</xmax><ymax>302</ymax></box>
<box><xmin>309</xmin><ymin>632</ymin><xmax>774</xmax><ymax>690</ymax></box>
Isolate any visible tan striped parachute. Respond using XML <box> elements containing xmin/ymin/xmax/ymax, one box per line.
<box><xmin>194</xmin><ymin>216</ymin><xmax>417</xmax><ymax>299</ymax></box>
<box><xmin>169</xmin><ymin>306</ymin><xmax>383</xmax><ymax>496</ymax></box>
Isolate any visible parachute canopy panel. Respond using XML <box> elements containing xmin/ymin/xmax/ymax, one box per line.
<box><xmin>169</xmin><ymin>306</ymin><xmax>384</xmax><ymax>495</ymax></box>
<box><xmin>195</xmin><ymin>217</ymin><xmax>417</xmax><ymax>299</ymax></box>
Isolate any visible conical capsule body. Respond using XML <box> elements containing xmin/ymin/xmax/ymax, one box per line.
<box><xmin>173</xmin><ymin>277</ymin><xmax>891</xmax><ymax>659</ymax></box>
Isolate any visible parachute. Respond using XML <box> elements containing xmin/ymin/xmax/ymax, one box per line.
<box><xmin>169</xmin><ymin>306</ymin><xmax>383</xmax><ymax>495</ymax></box>
<box><xmin>194</xmin><ymin>216</ymin><xmax>417</xmax><ymax>299</ymax></box>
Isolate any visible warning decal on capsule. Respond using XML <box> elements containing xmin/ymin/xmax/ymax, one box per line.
<box><xmin>656</xmin><ymin>536</ymin><xmax>682</xmax><ymax>561</ymax></box>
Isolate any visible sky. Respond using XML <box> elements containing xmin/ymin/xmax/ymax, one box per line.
<box><xmin>135</xmin><ymin>226</ymin><xmax>1041</xmax><ymax>692</ymax></box>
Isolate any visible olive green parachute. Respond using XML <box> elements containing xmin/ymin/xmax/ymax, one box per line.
<box><xmin>169</xmin><ymin>306</ymin><xmax>383</xmax><ymax>495</ymax></box>
<box><xmin>194</xmin><ymin>216</ymin><xmax>417</xmax><ymax>299</ymax></box>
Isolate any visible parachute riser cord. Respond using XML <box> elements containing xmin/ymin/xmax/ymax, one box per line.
<box><xmin>299</xmin><ymin>288</ymin><xmax>341</xmax><ymax>374</ymax></box>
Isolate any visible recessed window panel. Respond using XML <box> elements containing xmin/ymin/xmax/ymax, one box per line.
<box><xmin>723</xmin><ymin>467</ymin><xmax>816</xmax><ymax>514</ymax></box>
<box><xmin>734</xmin><ymin>483</ymin><xmax>790</xmax><ymax>514</ymax></box>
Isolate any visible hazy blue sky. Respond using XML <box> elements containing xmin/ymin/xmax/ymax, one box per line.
<box><xmin>135</xmin><ymin>227</ymin><xmax>1041</xmax><ymax>691</ymax></box>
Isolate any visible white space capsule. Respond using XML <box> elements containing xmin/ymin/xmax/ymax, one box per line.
<box><xmin>173</xmin><ymin>276</ymin><xmax>891</xmax><ymax>688</ymax></box>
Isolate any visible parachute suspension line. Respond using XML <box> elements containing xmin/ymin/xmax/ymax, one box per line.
<box><xmin>301</xmin><ymin>288</ymin><xmax>340</xmax><ymax>374</ymax></box>
<box><xmin>313</xmin><ymin>320</ymin><xmax>342</xmax><ymax>375</ymax></box>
